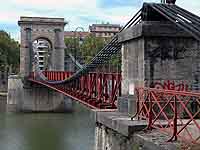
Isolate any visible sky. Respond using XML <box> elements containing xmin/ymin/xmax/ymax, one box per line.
<box><xmin>0</xmin><ymin>0</ymin><xmax>199</xmax><ymax>41</ymax></box>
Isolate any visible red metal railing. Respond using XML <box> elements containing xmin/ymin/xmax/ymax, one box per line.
<box><xmin>43</xmin><ymin>71</ymin><xmax>73</xmax><ymax>81</ymax></box>
<box><xmin>135</xmin><ymin>87</ymin><xmax>200</xmax><ymax>144</ymax></box>
<box><xmin>29</xmin><ymin>71</ymin><xmax>121</xmax><ymax>109</ymax></box>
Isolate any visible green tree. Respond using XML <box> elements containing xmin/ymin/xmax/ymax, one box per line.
<box><xmin>80</xmin><ymin>35</ymin><xmax>106</xmax><ymax>63</ymax></box>
<box><xmin>0</xmin><ymin>30</ymin><xmax>20</xmax><ymax>73</ymax></box>
<box><xmin>64</xmin><ymin>34</ymin><xmax>121</xmax><ymax>72</ymax></box>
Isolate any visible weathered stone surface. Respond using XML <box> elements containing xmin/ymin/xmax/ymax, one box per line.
<box><xmin>7</xmin><ymin>75</ymin><xmax>23</xmax><ymax>112</ymax></box>
<box><xmin>13</xmin><ymin>17</ymin><xmax>71</xmax><ymax>112</ymax></box>
<box><xmin>95</xmin><ymin>111</ymin><xmax>147</xmax><ymax>137</ymax></box>
<box><xmin>18</xmin><ymin>16</ymin><xmax>66</xmax><ymax>77</ymax></box>
<box><xmin>117</xmin><ymin>96</ymin><xmax>128</xmax><ymax>113</ymax></box>
<box><xmin>118</xmin><ymin>21</ymin><xmax>200</xmax><ymax>117</ymax></box>
<box><xmin>118</xmin><ymin>22</ymin><xmax>192</xmax><ymax>43</ymax></box>
<box><xmin>7</xmin><ymin>75</ymin><xmax>73</xmax><ymax>112</ymax></box>
<box><xmin>107</xmin><ymin>21</ymin><xmax>200</xmax><ymax>150</ymax></box>
<box><xmin>95</xmin><ymin>112</ymin><xmax>181</xmax><ymax>150</ymax></box>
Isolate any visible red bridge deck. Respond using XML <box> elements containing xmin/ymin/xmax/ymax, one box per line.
<box><xmin>29</xmin><ymin>71</ymin><xmax>121</xmax><ymax>110</ymax></box>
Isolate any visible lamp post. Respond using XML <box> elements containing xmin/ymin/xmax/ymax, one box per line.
<box><xmin>161</xmin><ymin>0</ymin><xmax>165</xmax><ymax>3</ymax></box>
<box><xmin>73</xmin><ymin>27</ymin><xmax>84</xmax><ymax>72</ymax></box>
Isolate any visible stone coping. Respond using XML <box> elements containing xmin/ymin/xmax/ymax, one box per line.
<box><xmin>18</xmin><ymin>16</ymin><xmax>67</xmax><ymax>26</ymax></box>
<box><xmin>95</xmin><ymin>111</ymin><xmax>147</xmax><ymax>137</ymax></box>
<box><xmin>118</xmin><ymin>21</ymin><xmax>193</xmax><ymax>42</ymax></box>
<box><xmin>95</xmin><ymin>111</ymin><xmax>184</xmax><ymax>149</ymax></box>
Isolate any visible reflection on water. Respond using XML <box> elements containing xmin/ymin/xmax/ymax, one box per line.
<box><xmin>0</xmin><ymin>102</ymin><xmax>95</xmax><ymax>150</ymax></box>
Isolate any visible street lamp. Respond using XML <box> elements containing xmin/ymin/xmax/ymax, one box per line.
<box><xmin>73</xmin><ymin>27</ymin><xmax>84</xmax><ymax>72</ymax></box>
<box><xmin>161</xmin><ymin>0</ymin><xmax>165</xmax><ymax>3</ymax></box>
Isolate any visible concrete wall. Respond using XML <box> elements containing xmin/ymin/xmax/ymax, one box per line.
<box><xmin>95</xmin><ymin>123</ymin><xmax>136</xmax><ymax>150</ymax></box>
<box><xmin>95</xmin><ymin>122</ymin><xmax>180</xmax><ymax>150</ymax></box>
<box><xmin>121</xmin><ymin>38</ymin><xmax>145</xmax><ymax>95</ymax></box>
<box><xmin>118</xmin><ymin>21</ymin><xmax>200</xmax><ymax>115</ymax></box>
<box><xmin>144</xmin><ymin>37</ymin><xmax>200</xmax><ymax>91</ymax></box>
<box><xmin>18</xmin><ymin>17</ymin><xmax>66</xmax><ymax>77</ymax></box>
<box><xmin>7</xmin><ymin>75</ymin><xmax>73</xmax><ymax>112</ymax></box>
<box><xmin>22</xmin><ymin>85</ymin><xmax>72</xmax><ymax>112</ymax></box>
<box><xmin>14</xmin><ymin>17</ymin><xmax>69</xmax><ymax>112</ymax></box>
<box><xmin>118</xmin><ymin>22</ymin><xmax>200</xmax><ymax>94</ymax></box>
<box><xmin>7</xmin><ymin>75</ymin><xmax>23</xmax><ymax>112</ymax></box>
<box><xmin>95</xmin><ymin>111</ymin><xmax>181</xmax><ymax>150</ymax></box>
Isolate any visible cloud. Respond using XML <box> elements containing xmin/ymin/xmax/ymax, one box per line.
<box><xmin>0</xmin><ymin>0</ymin><xmax>200</xmax><ymax>41</ymax></box>
<box><xmin>0</xmin><ymin>11</ymin><xmax>19</xmax><ymax>23</ymax></box>
<box><xmin>176</xmin><ymin>0</ymin><xmax>200</xmax><ymax>16</ymax></box>
<box><xmin>98</xmin><ymin>0</ymin><xmax>141</xmax><ymax>8</ymax></box>
<box><xmin>11</xmin><ymin>0</ymin><xmax>97</xmax><ymax>10</ymax></box>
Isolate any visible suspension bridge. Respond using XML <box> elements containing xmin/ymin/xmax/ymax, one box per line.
<box><xmin>8</xmin><ymin>2</ymin><xmax>200</xmax><ymax>148</ymax></box>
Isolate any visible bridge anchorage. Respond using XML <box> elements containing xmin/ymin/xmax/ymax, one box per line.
<box><xmin>7</xmin><ymin>2</ymin><xmax>200</xmax><ymax>148</ymax></box>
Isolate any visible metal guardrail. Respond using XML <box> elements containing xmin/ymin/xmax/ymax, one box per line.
<box><xmin>33</xmin><ymin>9</ymin><xmax>142</xmax><ymax>84</ymax></box>
<box><xmin>134</xmin><ymin>87</ymin><xmax>200</xmax><ymax>145</ymax></box>
<box><xmin>29</xmin><ymin>71</ymin><xmax>121</xmax><ymax>109</ymax></box>
<box><xmin>35</xmin><ymin>3</ymin><xmax>200</xmax><ymax>85</ymax></box>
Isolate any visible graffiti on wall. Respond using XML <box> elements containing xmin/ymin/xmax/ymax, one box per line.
<box><xmin>153</xmin><ymin>80</ymin><xmax>189</xmax><ymax>91</ymax></box>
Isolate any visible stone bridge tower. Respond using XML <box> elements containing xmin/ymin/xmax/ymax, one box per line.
<box><xmin>18</xmin><ymin>17</ymin><xmax>66</xmax><ymax>77</ymax></box>
<box><xmin>7</xmin><ymin>17</ymin><xmax>72</xmax><ymax>112</ymax></box>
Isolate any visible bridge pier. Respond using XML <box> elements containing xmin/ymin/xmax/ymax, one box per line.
<box><xmin>117</xmin><ymin>21</ymin><xmax>200</xmax><ymax>116</ymax></box>
<box><xmin>95</xmin><ymin>9</ymin><xmax>200</xmax><ymax>149</ymax></box>
<box><xmin>6</xmin><ymin>17</ymin><xmax>73</xmax><ymax>112</ymax></box>
<box><xmin>7</xmin><ymin>75</ymin><xmax>73</xmax><ymax>112</ymax></box>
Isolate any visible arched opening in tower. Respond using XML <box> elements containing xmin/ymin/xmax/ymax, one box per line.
<box><xmin>32</xmin><ymin>38</ymin><xmax>52</xmax><ymax>71</ymax></box>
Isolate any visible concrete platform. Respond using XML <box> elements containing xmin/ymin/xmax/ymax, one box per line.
<box><xmin>95</xmin><ymin>111</ymin><xmax>147</xmax><ymax>136</ymax></box>
<box><xmin>95</xmin><ymin>111</ymin><xmax>187</xmax><ymax>150</ymax></box>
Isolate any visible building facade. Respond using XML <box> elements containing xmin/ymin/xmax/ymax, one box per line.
<box><xmin>89</xmin><ymin>23</ymin><xmax>121</xmax><ymax>38</ymax></box>
<box><xmin>33</xmin><ymin>39</ymin><xmax>51</xmax><ymax>71</ymax></box>
<box><xmin>64</xmin><ymin>31</ymin><xmax>90</xmax><ymax>39</ymax></box>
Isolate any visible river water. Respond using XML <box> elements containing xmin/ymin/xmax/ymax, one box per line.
<box><xmin>0</xmin><ymin>101</ymin><xmax>95</xmax><ymax>150</ymax></box>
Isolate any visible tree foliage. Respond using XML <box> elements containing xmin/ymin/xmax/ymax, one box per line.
<box><xmin>0</xmin><ymin>30</ymin><xmax>20</xmax><ymax>73</ymax></box>
<box><xmin>64</xmin><ymin>34</ymin><xmax>121</xmax><ymax>72</ymax></box>
<box><xmin>80</xmin><ymin>35</ymin><xmax>107</xmax><ymax>63</ymax></box>
<box><xmin>65</xmin><ymin>35</ymin><xmax>109</xmax><ymax>63</ymax></box>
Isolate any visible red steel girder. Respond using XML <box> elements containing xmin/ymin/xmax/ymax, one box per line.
<box><xmin>29</xmin><ymin>71</ymin><xmax>121</xmax><ymax>110</ymax></box>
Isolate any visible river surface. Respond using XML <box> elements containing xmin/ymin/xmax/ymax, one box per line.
<box><xmin>0</xmin><ymin>101</ymin><xmax>95</xmax><ymax>150</ymax></box>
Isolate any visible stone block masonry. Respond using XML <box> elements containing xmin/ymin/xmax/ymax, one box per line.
<box><xmin>7</xmin><ymin>75</ymin><xmax>73</xmax><ymax>112</ymax></box>
<box><xmin>18</xmin><ymin>16</ymin><xmax>66</xmax><ymax>77</ymax></box>
<box><xmin>118</xmin><ymin>21</ymin><xmax>200</xmax><ymax>115</ymax></box>
<box><xmin>6</xmin><ymin>17</ymin><xmax>72</xmax><ymax>112</ymax></box>
<box><xmin>95</xmin><ymin>21</ymin><xmax>200</xmax><ymax>150</ymax></box>
<box><xmin>95</xmin><ymin>111</ymin><xmax>181</xmax><ymax>150</ymax></box>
